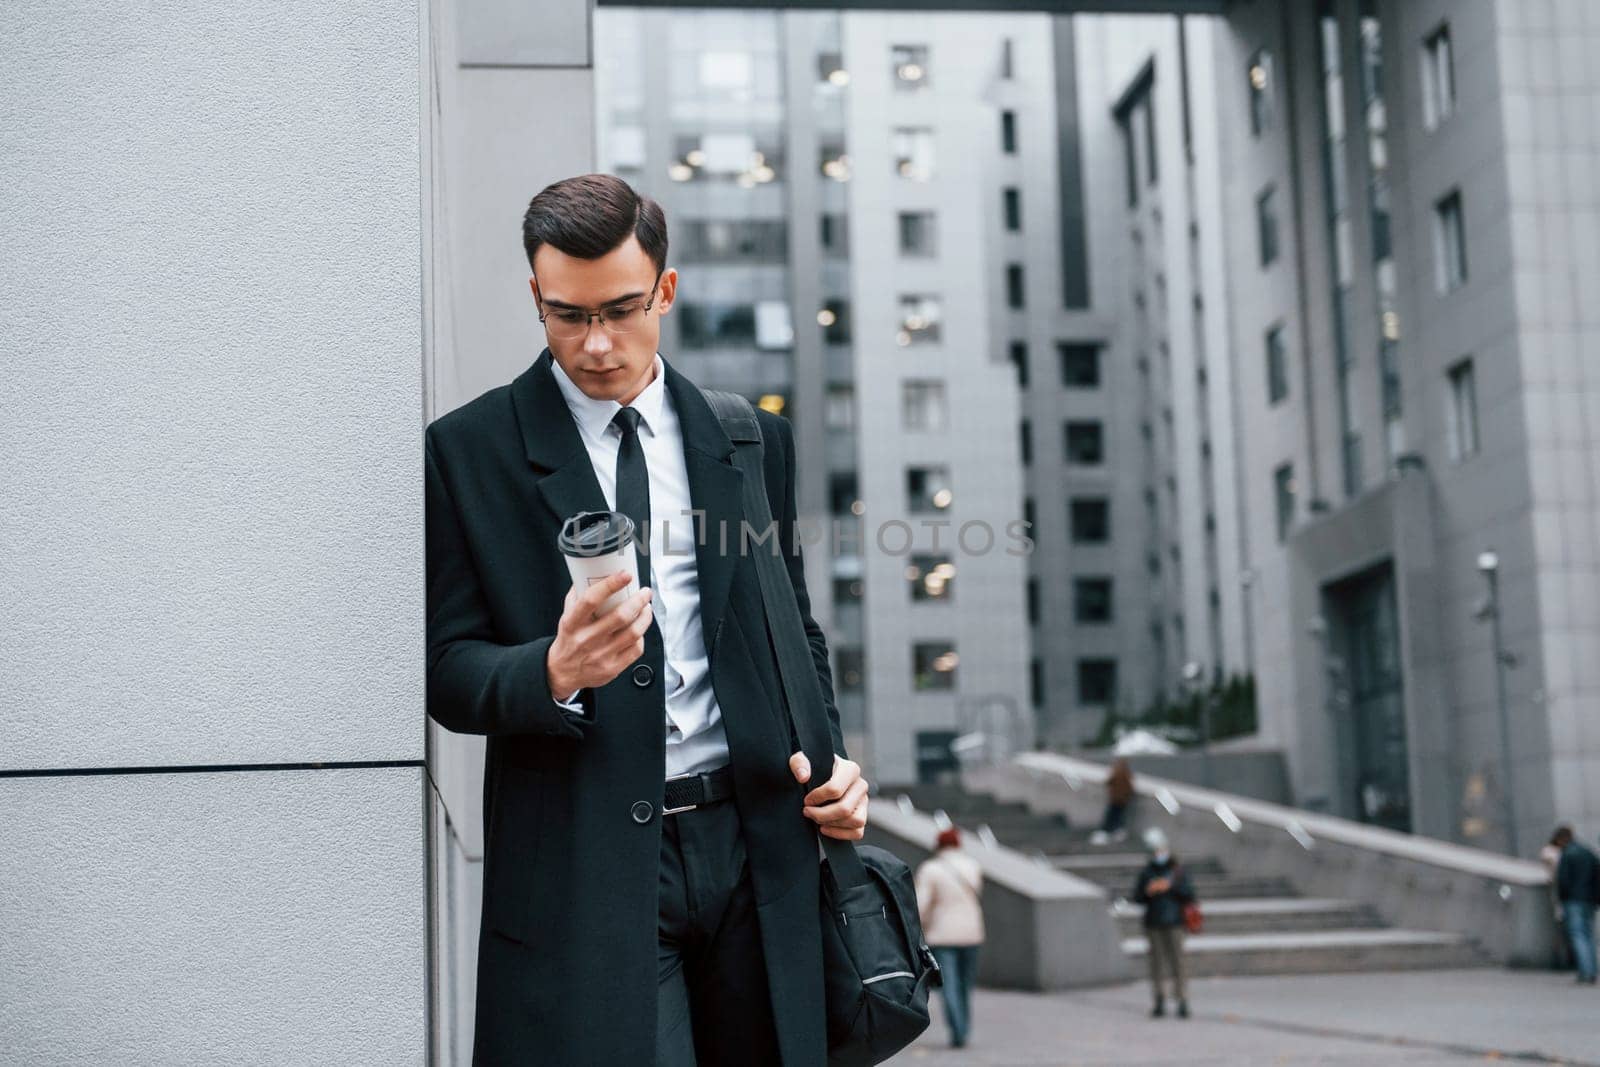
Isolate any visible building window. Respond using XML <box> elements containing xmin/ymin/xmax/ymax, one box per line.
<box><xmin>1003</xmin><ymin>187</ymin><xmax>1022</xmax><ymax>231</ymax></box>
<box><xmin>1064</xmin><ymin>421</ymin><xmax>1105</xmax><ymax>465</ymax></box>
<box><xmin>1118</xmin><ymin>113</ymin><xmax>1138</xmax><ymax>208</ymax></box>
<box><xmin>679</xmin><ymin>219</ymin><xmax>789</xmax><ymax>263</ymax></box>
<box><xmin>1019</xmin><ymin>418</ymin><xmax>1033</xmax><ymax>466</ymax></box>
<box><xmin>836</xmin><ymin>646</ymin><xmax>864</xmax><ymax>692</ymax></box>
<box><xmin>1059</xmin><ymin>343</ymin><xmax>1100</xmax><ymax>388</ymax></box>
<box><xmin>896</xmin><ymin>294</ymin><xmax>942</xmax><ymax>345</ymax></box>
<box><xmin>1266</xmin><ymin>324</ymin><xmax>1289</xmax><ymax>404</ymax></box>
<box><xmin>818</xmin><ymin>142</ymin><xmax>850</xmax><ymax>182</ymax></box>
<box><xmin>1006</xmin><ymin>263</ymin><xmax>1026</xmax><ymax>309</ymax></box>
<box><xmin>1421</xmin><ymin>24</ymin><xmax>1455</xmax><ymax>130</ymax></box>
<box><xmin>893</xmin><ymin>128</ymin><xmax>935</xmax><ymax>181</ymax></box>
<box><xmin>1274</xmin><ymin>463</ymin><xmax>1296</xmax><ymax>542</ymax></box>
<box><xmin>1026</xmin><ymin>577</ymin><xmax>1040</xmax><ymax>625</ymax></box>
<box><xmin>898</xmin><ymin>211</ymin><xmax>937</xmax><ymax>257</ymax></box>
<box><xmin>678</xmin><ymin>303</ymin><xmax>759</xmax><ymax>348</ymax></box>
<box><xmin>1000</xmin><ymin>37</ymin><xmax>1015</xmax><ymax>80</ymax></box>
<box><xmin>1447</xmin><ymin>358</ymin><xmax>1479</xmax><ymax>460</ymax></box>
<box><xmin>833</xmin><ymin>576</ymin><xmax>863</xmax><ymax>605</ymax></box>
<box><xmin>1023</xmin><ymin>495</ymin><xmax>1036</xmax><ymax>536</ymax></box>
<box><xmin>1257</xmin><ymin>185</ymin><xmax>1280</xmax><ymax>266</ymax></box>
<box><xmin>1249</xmin><ymin>49</ymin><xmax>1274</xmax><ymax>136</ymax></box>
<box><xmin>1010</xmin><ymin>341</ymin><xmax>1029</xmax><ymax>387</ymax></box>
<box><xmin>907</xmin><ymin>466</ymin><xmax>953</xmax><ymax>512</ymax></box>
<box><xmin>1029</xmin><ymin>657</ymin><xmax>1043</xmax><ymax>707</ymax></box>
<box><xmin>1073</xmin><ymin>577</ymin><xmax>1114</xmax><ymax>624</ymax></box>
<box><xmin>902</xmin><ymin>379</ymin><xmax>947</xmax><ymax>432</ymax></box>
<box><xmin>825</xmin><ymin>384</ymin><xmax>855</xmax><ymax>430</ymax></box>
<box><xmin>1070</xmin><ymin>497</ymin><xmax>1110</xmax><ymax>543</ymax></box>
<box><xmin>892</xmin><ymin>44</ymin><xmax>929</xmax><ymax>90</ymax></box>
<box><xmin>819</xmin><ymin>299</ymin><xmax>851</xmax><ymax>344</ymax></box>
<box><xmin>907</xmin><ymin>554</ymin><xmax>955</xmax><ymax>602</ymax></box>
<box><xmin>819</xmin><ymin>214</ymin><xmax>848</xmax><ymax>256</ymax></box>
<box><xmin>1077</xmin><ymin>659</ymin><xmax>1117</xmax><ymax>705</ymax></box>
<box><xmin>1434</xmin><ymin>190</ymin><xmax>1467</xmax><ymax>292</ymax></box>
<box><xmin>913</xmin><ymin>642</ymin><xmax>959</xmax><ymax>691</ymax></box>
<box><xmin>1142</xmin><ymin>96</ymin><xmax>1158</xmax><ymax>186</ymax></box>
<box><xmin>1000</xmin><ymin>109</ymin><xmax>1017</xmax><ymax>154</ymax></box>
<box><xmin>829</xmin><ymin>472</ymin><xmax>859</xmax><ymax>516</ymax></box>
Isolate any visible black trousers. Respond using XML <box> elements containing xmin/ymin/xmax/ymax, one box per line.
<box><xmin>657</xmin><ymin>796</ymin><xmax>780</xmax><ymax>1067</ymax></box>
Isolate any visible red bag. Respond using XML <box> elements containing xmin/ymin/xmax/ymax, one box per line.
<box><xmin>1182</xmin><ymin>900</ymin><xmax>1203</xmax><ymax>935</ymax></box>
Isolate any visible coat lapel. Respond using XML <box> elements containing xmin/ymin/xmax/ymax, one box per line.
<box><xmin>510</xmin><ymin>349</ymin><xmax>610</xmax><ymax>526</ymax></box>
<box><xmin>662</xmin><ymin>358</ymin><xmax>744</xmax><ymax>654</ymax></box>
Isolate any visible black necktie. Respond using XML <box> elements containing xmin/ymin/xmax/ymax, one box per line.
<box><xmin>612</xmin><ymin>407</ymin><xmax>651</xmax><ymax>591</ymax></box>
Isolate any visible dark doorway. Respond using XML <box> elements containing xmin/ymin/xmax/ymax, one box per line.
<box><xmin>1325</xmin><ymin>564</ymin><xmax>1411</xmax><ymax>831</ymax></box>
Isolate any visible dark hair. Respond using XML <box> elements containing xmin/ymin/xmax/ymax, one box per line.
<box><xmin>1552</xmin><ymin>825</ymin><xmax>1574</xmax><ymax>847</ymax></box>
<box><xmin>521</xmin><ymin>173</ymin><xmax>668</xmax><ymax>276</ymax></box>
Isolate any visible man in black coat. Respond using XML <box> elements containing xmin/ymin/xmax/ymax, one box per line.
<box><xmin>426</xmin><ymin>174</ymin><xmax>869</xmax><ymax>1065</ymax></box>
<box><xmin>1552</xmin><ymin>825</ymin><xmax>1598</xmax><ymax>983</ymax></box>
<box><xmin>1131</xmin><ymin>827</ymin><xmax>1196</xmax><ymax>1019</ymax></box>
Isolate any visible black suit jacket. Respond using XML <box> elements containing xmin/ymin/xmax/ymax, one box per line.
<box><xmin>426</xmin><ymin>350</ymin><xmax>843</xmax><ymax>1066</ymax></box>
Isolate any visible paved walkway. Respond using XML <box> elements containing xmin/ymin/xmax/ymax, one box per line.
<box><xmin>895</xmin><ymin>970</ymin><xmax>1599</xmax><ymax>1065</ymax></box>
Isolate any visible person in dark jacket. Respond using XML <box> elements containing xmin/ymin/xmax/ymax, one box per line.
<box><xmin>1132</xmin><ymin>827</ymin><xmax>1196</xmax><ymax>1018</ymax></box>
<box><xmin>1552</xmin><ymin>826</ymin><xmax>1598</xmax><ymax>983</ymax></box>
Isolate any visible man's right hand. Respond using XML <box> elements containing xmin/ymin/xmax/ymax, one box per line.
<box><xmin>546</xmin><ymin>570</ymin><xmax>654</xmax><ymax>697</ymax></box>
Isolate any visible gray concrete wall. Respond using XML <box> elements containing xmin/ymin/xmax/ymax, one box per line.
<box><xmin>1</xmin><ymin>1</ymin><xmax>426</xmax><ymax>1059</ymax></box>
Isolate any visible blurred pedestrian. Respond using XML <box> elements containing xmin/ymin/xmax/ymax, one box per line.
<box><xmin>1133</xmin><ymin>827</ymin><xmax>1196</xmax><ymax>1018</ymax></box>
<box><xmin>1092</xmin><ymin>758</ymin><xmax>1135</xmax><ymax>844</ymax></box>
<box><xmin>915</xmin><ymin>827</ymin><xmax>985</xmax><ymax>1048</ymax></box>
<box><xmin>1552</xmin><ymin>825</ymin><xmax>1598</xmax><ymax>984</ymax></box>
<box><xmin>1540</xmin><ymin>829</ymin><xmax>1572</xmax><ymax>969</ymax></box>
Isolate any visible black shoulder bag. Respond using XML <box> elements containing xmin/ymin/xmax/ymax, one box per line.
<box><xmin>702</xmin><ymin>390</ymin><xmax>941</xmax><ymax>1067</ymax></box>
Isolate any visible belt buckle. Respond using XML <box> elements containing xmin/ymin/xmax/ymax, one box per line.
<box><xmin>662</xmin><ymin>770</ymin><xmax>701</xmax><ymax>816</ymax></box>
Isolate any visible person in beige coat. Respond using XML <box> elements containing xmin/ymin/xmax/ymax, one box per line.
<box><xmin>915</xmin><ymin>827</ymin><xmax>985</xmax><ymax>1048</ymax></box>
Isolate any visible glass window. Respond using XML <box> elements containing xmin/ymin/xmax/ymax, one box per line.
<box><xmin>1073</xmin><ymin>577</ymin><xmax>1114</xmax><ymax>624</ymax></box>
<box><xmin>1003</xmin><ymin>187</ymin><xmax>1022</xmax><ymax>231</ymax></box>
<box><xmin>1118</xmin><ymin>114</ymin><xmax>1138</xmax><ymax>208</ymax></box>
<box><xmin>819</xmin><ymin>299</ymin><xmax>851</xmax><ymax>344</ymax></box>
<box><xmin>1006</xmin><ymin>263</ymin><xmax>1026</xmax><ymax>309</ymax></box>
<box><xmin>1064</xmin><ymin>421</ymin><xmax>1105</xmax><ymax>465</ymax></box>
<box><xmin>820</xmin><ymin>213</ymin><xmax>849</xmax><ymax>256</ymax></box>
<box><xmin>1077</xmin><ymin>659</ymin><xmax>1118</xmax><ymax>705</ymax></box>
<box><xmin>1000</xmin><ymin>110</ymin><xmax>1017</xmax><ymax>154</ymax></box>
<box><xmin>892</xmin><ymin>44</ymin><xmax>929</xmax><ymax>90</ymax></box>
<box><xmin>1000</xmin><ymin>38</ymin><xmax>1015</xmax><ymax>80</ymax></box>
<box><xmin>913</xmin><ymin>642</ymin><xmax>959</xmax><ymax>691</ymax></box>
<box><xmin>1447</xmin><ymin>358</ymin><xmax>1479</xmax><ymax>460</ymax></box>
<box><xmin>829</xmin><ymin>472</ymin><xmax>859</xmax><ymax>516</ymax></box>
<box><xmin>1026</xmin><ymin>577</ymin><xmax>1040</xmax><ymax>625</ymax></box>
<box><xmin>1249</xmin><ymin>49</ymin><xmax>1274</xmax><ymax>136</ymax></box>
<box><xmin>896</xmin><ymin>295</ymin><xmax>942</xmax><ymax>345</ymax></box>
<box><xmin>1059</xmin><ymin>343</ymin><xmax>1100</xmax><ymax>387</ymax></box>
<box><xmin>833</xmin><ymin>576</ymin><xmax>863</xmax><ymax>605</ymax></box>
<box><xmin>678</xmin><ymin>303</ymin><xmax>757</xmax><ymax>348</ymax></box>
<box><xmin>817</xmin><ymin>53</ymin><xmax>847</xmax><ymax>86</ymax></box>
<box><xmin>906</xmin><ymin>554</ymin><xmax>955</xmax><ymax>602</ymax></box>
<box><xmin>1070</xmin><ymin>497</ymin><xmax>1110</xmax><ymax>543</ymax></box>
<box><xmin>836</xmin><ymin>646</ymin><xmax>864</xmax><ymax>692</ymax></box>
<box><xmin>1258</xmin><ymin>185</ymin><xmax>1280</xmax><ymax>266</ymax></box>
<box><xmin>1024</xmin><ymin>495</ymin><xmax>1036</xmax><ymax>536</ymax></box>
<box><xmin>1421</xmin><ymin>24</ymin><xmax>1455</xmax><ymax>130</ymax></box>
<box><xmin>1274</xmin><ymin>463</ymin><xmax>1296</xmax><ymax>542</ymax></box>
<box><xmin>1029</xmin><ymin>657</ymin><xmax>1043</xmax><ymax>707</ymax></box>
<box><xmin>901</xmin><ymin>380</ymin><xmax>947</xmax><ymax>432</ymax></box>
<box><xmin>819</xmin><ymin>142</ymin><xmax>851</xmax><ymax>182</ymax></box>
<box><xmin>898</xmin><ymin>211</ymin><xmax>937</xmax><ymax>257</ymax></box>
<box><xmin>825</xmin><ymin>385</ymin><xmax>855</xmax><ymax>431</ymax></box>
<box><xmin>893</xmin><ymin>128</ymin><xmax>935</xmax><ymax>181</ymax></box>
<box><xmin>907</xmin><ymin>466</ymin><xmax>953</xmax><ymax>513</ymax></box>
<box><xmin>1011</xmin><ymin>341</ymin><xmax>1029</xmax><ymax>387</ymax></box>
<box><xmin>1266</xmin><ymin>324</ymin><xmax>1290</xmax><ymax>404</ymax></box>
<box><xmin>1434</xmin><ymin>190</ymin><xmax>1467</xmax><ymax>292</ymax></box>
<box><xmin>1019</xmin><ymin>418</ymin><xmax>1033</xmax><ymax>466</ymax></box>
<box><xmin>679</xmin><ymin>220</ymin><xmax>788</xmax><ymax>263</ymax></box>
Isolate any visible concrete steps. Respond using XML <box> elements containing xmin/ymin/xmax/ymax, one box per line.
<box><xmin>890</xmin><ymin>782</ymin><xmax>1490</xmax><ymax>978</ymax></box>
<box><xmin>1119</xmin><ymin>928</ymin><xmax>1485</xmax><ymax>977</ymax></box>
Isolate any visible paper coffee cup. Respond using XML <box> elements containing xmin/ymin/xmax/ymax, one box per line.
<box><xmin>558</xmin><ymin>511</ymin><xmax>640</xmax><ymax>616</ymax></box>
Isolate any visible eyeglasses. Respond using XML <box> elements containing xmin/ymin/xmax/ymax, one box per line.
<box><xmin>537</xmin><ymin>273</ymin><xmax>662</xmax><ymax>340</ymax></box>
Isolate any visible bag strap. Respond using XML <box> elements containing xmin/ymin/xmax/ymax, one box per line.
<box><xmin>701</xmin><ymin>388</ymin><xmax>869</xmax><ymax>891</ymax></box>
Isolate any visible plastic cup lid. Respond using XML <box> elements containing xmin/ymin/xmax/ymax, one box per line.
<box><xmin>558</xmin><ymin>511</ymin><xmax>636</xmax><ymax>557</ymax></box>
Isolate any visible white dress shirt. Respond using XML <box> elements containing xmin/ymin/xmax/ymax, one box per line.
<box><xmin>550</xmin><ymin>354</ymin><xmax>730</xmax><ymax>778</ymax></box>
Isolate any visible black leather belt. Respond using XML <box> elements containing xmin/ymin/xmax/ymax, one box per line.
<box><xmin>663</xmin><ymin>766</ymin><xmax>735</xmax><ymax>815</ymax></box>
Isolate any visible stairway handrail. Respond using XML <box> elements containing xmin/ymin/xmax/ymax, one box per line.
<box><xmin>1015</xmin><ymin>752</ymin><xmax>1549</xmax><ymax>887</ymax></box>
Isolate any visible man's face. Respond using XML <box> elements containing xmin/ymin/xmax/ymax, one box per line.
<box><xmin>530</xmin><ymin>234</ymin><xmax>676</xmax><ymax>405</ymax></box>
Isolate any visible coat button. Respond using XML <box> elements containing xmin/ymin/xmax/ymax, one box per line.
<box><xmin>631</xmin><ymin>664</ymin><xmax>654</xmax><ymax>688</ymax></box>
<box><xmin>631</xmin><ymin>801</ymin><xmax>654</xmax><ymax>825</ymax></box>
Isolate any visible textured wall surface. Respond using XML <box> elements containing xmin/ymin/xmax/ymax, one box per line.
<box><xmin>0</xmin><ymin>768</ymin><xmax>426</xmax><ymax>1065</ymax></box>
<box><xmin>0</xmin><ymin>0</ymin><xmax>424</xmax><ymax>769</ymax></box>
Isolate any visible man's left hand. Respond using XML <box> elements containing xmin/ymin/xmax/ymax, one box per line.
<box><xmin>790</xmin><ymin>752</ymin><xmax>869</xmax><ymax>841</ymax></box>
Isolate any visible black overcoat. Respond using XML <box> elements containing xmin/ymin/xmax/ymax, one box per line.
<box><xmin>425</xmin><ymin>350</ymin><xmax>846</xmax><ymax>1066</ymax></box>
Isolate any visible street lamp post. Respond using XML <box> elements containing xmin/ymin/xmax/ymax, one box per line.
<box><xmin>1476</xmin><ymin>550</ymin><xmax>1519</xmax><ymax>856</ymax></box>
<box><xmin>1181</xmin><ymin>660</ymin><xmax>1212</xmax><ymax>787</ymax></box>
